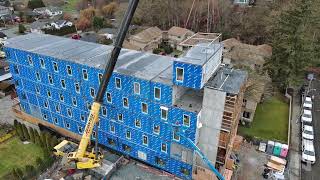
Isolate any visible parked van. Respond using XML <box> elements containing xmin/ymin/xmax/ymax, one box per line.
<box><xmin>303</xmin><ymin>96</ymin><xmax>313</xmax><ymax>109</ymax></box>
<box><xmin>302</xmin><ymin>139</ymin><xmax>316</xmax><ymax>164</ymax></box>
<box><xmin>302</xmin><ymin>124</ymin><xmax>314</xmax><ymax>140</ymax></box>
<box><xmin>301</xmin><ymin>109</ymin><xmax>312</xmax><ymax>123</ymax></box>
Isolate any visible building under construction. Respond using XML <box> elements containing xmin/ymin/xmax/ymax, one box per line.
<box><xmin>4</xmin><ymin>33</ymin><xmax>247</xmax><ymax>180</ymax></box>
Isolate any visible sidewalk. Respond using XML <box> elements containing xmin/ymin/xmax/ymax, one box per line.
<box><xmin>288</xmin><ymin>92</ymin><xmax>301</xmax><ymax>180</ymax></box>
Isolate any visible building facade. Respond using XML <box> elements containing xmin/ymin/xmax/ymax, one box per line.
<box><xmin>5</xmin><ymin>33</ymin><xmax>246</xmax><ymax>179</ymax></box>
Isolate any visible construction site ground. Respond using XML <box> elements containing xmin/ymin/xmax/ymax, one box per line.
<box><xmin>232</xmin><ymin>141</ymin><xmax>268</xmax><ymax>180</ymax></box>
<box><xmin>40</xmin><ymin>158</ymin><xmax>175</xmax><ymax>180</ymax></box>
<box><xmin>110</xmin><ymin>161</ymin><xmax>173</xmax><ymax>180</ymax></box>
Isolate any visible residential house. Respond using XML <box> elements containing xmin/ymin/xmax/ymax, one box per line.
<box><xmin>30</xmin><ymin>20</ymin><xmax>51</xmax><ymax>33</ymax></box>
<box><xmin>33</xmin><ymin>6</ymin><xmax>62</xmax><ymax>17</ymax></box>
<box><xmin>1</xmin><ymin>14</ymin><xmax>20</xmax><ymax>23</ymax></box>
<box><xmin>30</xmin><ymin>19</ymin><xmax>73</xmax><ymax>33</ymax></box>
<box><xmin>166</xmin><ymin>26</ymin><xmax>194</xmax><ymax>51</ymax></box>
<box><xmin>233</xmin><ymin>0</ymin><xmax>255</xmax><ymax>5</ymax></box>
<box><xmin>50</xmin><ymin>20</ymin><xmax>73</xmax><ymax>29</ymax></box>
<box><xmin>222</xmin><ymin>38</ymin><xmax>272</xmax><ymax>70</ymax></box>
<box><xmin>0</xmin><ymin>0</ymin><xmax>11</xmax><ymax>7</ymax></box>
<box><xmin>241</xmin><ymin>77</ymin><xmax>265</xmax><ymax>125</ymax></box>
<box><xmin>0</xmin><ymin>5</ymin><xmax>11</xmax><ymax>17</ymax></box>
<box><xmin>128</xmin><ymin>26</ymin><xmax>162</xmax><ymax>51</ymax></box>
<box><xmin>0</xmin><ymin>60</ymin><xmax>11</xmax><ymax>82</ymax></box>
<box><xmin>123</xmin><ymin>40</ymin><xmax>141</xmax><ymax>51</ymax></box>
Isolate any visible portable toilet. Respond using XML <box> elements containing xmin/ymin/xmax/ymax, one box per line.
<box><xmin>273</xmin><ymin>142</ymin><xmax>282</xmax><ymax>156</ymax></box>
<box><xmin>280</xmin><ymin>144</ymin><xmax>289</xmax><ymax>158</ymax></box>
<box><xmin>266</xmin><ymin>141</ymin><xmax>274</xmax><ymax>154</ymax></box>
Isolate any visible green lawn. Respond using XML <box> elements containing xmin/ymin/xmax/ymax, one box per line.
<box><xmin>238</xmin><ymin>96</ymin><xmax>289</xmax><ymax>143</ymax></box>
<box><xmin>0</xmin><ymin>137</ymin><xmax>44</xmax><ymax>177</ymax></box>
<box><xmin>63</xmin><ymin>0</ymin><xmax>80</xmax><ymax>12</ymax></box>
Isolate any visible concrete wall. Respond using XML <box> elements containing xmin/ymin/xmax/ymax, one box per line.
<box><xmin>195</xmin><ymin>87</ymin><xmax>226</xmax><ymax>168</ymax></box>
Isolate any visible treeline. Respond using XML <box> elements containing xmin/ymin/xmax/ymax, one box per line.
<box><xmin>120</xmin><ymin>0</ymin><xmax>285</xmax><ymax>44</ymax></box>
<box><xmin>266</xmin><ymin>0</ymin><xmax>320</xmax><ymax>89</ymax></box>
<box><xmin>7</xmin><ymin>120</ymin><xmax>59</xmax><ymax>180</ymax></box>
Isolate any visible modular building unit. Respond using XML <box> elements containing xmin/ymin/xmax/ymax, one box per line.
<box><xmin>5</xmin><ymin>33</ymin><xmax>226</xmax><ymax>179</ymax></box>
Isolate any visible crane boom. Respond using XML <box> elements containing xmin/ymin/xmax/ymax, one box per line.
<box><xmin>66</xmin><ymin>0</ymin><xmax>140</xmax><ymax>169</ymax></box>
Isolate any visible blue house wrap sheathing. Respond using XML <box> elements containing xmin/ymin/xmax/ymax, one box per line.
<box><xmin>4</xmin><ymin>33</ymin><xmax>224</xmax><ymax>179</ymax></box>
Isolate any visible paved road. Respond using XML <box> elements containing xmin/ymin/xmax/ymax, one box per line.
<box><xmin>301</xmin><ymin>79</ymin><xmax>320</xmax><ymax>180</ymax></box>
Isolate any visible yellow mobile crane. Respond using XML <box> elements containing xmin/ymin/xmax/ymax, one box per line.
<box><xmin>53</xmin><ymin>0</ymin><xmax>225</xmax><ymax>179</ymax></box>
<box><xmin>54</xmin><ymin>0</ymin><xmax>140</xmax><ymax>169</ymax></box>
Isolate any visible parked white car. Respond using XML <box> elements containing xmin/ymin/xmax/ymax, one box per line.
<box><xmin>301</xmin><ymin>109</ymin><xmax>312</xmax><ymax>123</ymax></box>
<box><xmin>303</xmin><ymin>96</ymin><xmax>312</xmax><ymax>109</ymax></box>
<box><xmin>302</xmin><ymin>139</ymin><xmax>316</xmax><ymax>164</ymax></box>
<box><xmin>302</xmin><ymin>124</ymin><xmax>314</xmax><ymax>140</ymax></box>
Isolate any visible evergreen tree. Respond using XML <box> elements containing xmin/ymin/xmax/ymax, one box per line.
<box><xmin>51</xmin><ymin>136</ymin><xmax>59</xmax><ymax>148</ymax></box>
<box><xmin>267</xmin><ymin>0</ymin><xmax>320</xmax><ymax>88</ymax></box>
<box><xmin>34</xmin><ymin>130</ymin><xmax>41</xmax><ymax>145</ymax></box>
<box><xmin>44</xmin><ymin>132</ymin><xmax>52</xmax><ymax>151</ymax></box>
<box><xmin>15</xmin><ymin>167</ymin><xmax>23</xmax><ymax>179</ymax></box>
<box><xmin>18</xmin><ymin>24</ymin><xmax>26</xmax><ymax>34</ymax></box>
<box><xmin>25</xmin><ymin>165</ymin><xmax>36</xmax><ymax>178</ymax></box>
<box><xmin>40</xmin><ymin>132</ymin><xmax>46</xmax><ymax>148</ymax></box>
<box><xmin>11</xmin><ymin>168</ymin><xmax>19</xmax><ymax>180</ymax></box>
<box><xmin>43</xmin><ymin>155</ymin><xmax>54</xmax><ymax>167</ymax></box>
<box><xmin>92</xmin><ymin>16</ymin><xmax>104</xmax><ymax>31</ymax></box>
<box><xmin>27</xmin><ymin>0</ymin><xmax>45</xmax><ymax>9</ymax></box>
<box><xmin>22</xmin><ymin>124</ymin><xmax>30</xmax><ymax>140</ymax></box>
<box><xmin>36</xmin><ymin>157</ymin><xmax>45</xmax><ymax>172</ymax></box>
<box><xmin>16</xmin><ymin>122</ymin><xmax>24</xmax><ymax>140</ymax></box>
<box><xmin>28</xmin><ymin>127</ymin><xmax>34</xmax><ymax>143</ymax></box>
<box><xmin>13</xmin><ymin>119</ymin><xmax>18</xmax><ymax>129</ymax></box>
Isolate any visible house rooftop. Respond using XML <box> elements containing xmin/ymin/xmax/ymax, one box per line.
<box><xmin>30</xmin><ymin>19</ymin><xmax>51</xmax><ymax>29</ymax></box>
<box><xmin>222</xmin><ymin>38</ymin><xmax>272</xmax><ymax>66</ymax></box>
<box><xmin>128</xmin><ymin>26</ymin><xmax>162</xmax><ymax>43</ymax></box>
<box><xmin>5</xmin><ymin>33</ymin><xmax>174</xmax><ymax>85</ymax></box>
<box><xmin>205</xmin><ymin>67</ymin><xmax>247</xmax><ymax>94</ymax></box>
<box><xmin>34</xmin><ymin>6</ymin><xmax>61</xmax><ymax>12</ymax></box>
<box><xmin>168</xmin><ymin>26</ymin><xmax>193</xmax><ymax>37</ymax></box>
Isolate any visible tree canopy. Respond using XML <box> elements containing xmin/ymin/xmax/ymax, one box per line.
<box><xmin>27</xmin><ymin>0</ymin><xmax>45</xmax><ymax>9</ymax></box>
<box><xmin>266</xmin><ymin>0</ymin><xmax>320</xmax><ymax>88</ymax></box>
